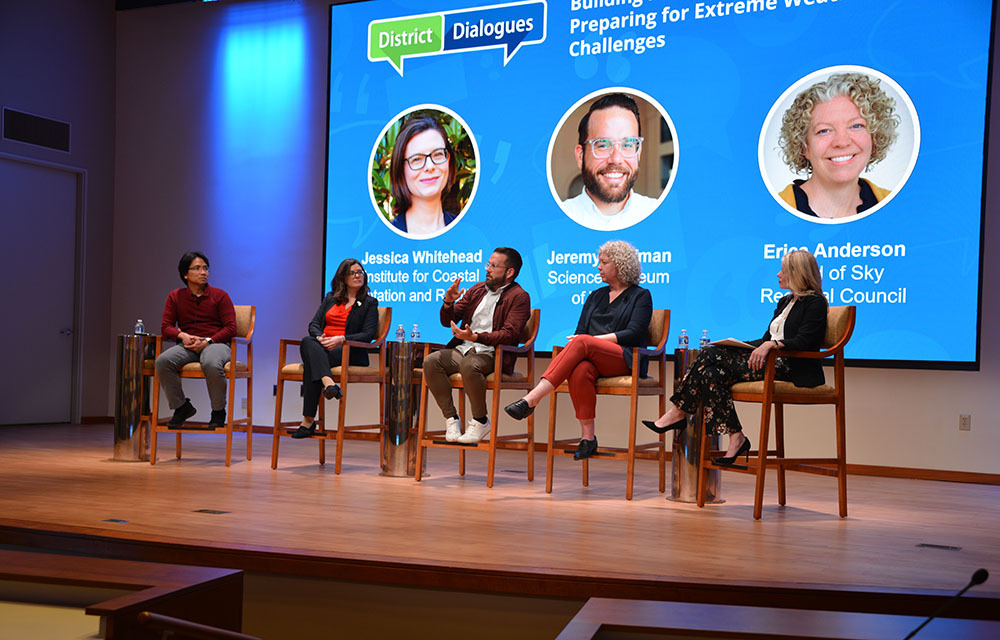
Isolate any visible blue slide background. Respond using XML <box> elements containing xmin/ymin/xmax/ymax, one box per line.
<box><xmin>326</xmin><ymin>0</ymin><xmax>991</xmax><ymax>364</ymax></box>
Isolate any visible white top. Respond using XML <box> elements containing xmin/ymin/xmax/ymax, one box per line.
<box><xmin>561</xmin><ymin>188</ymin><xmax>659</xmax><ymax>231</ymax></box>
<box><xmin>768</xmin><ymin>298</ymin><xmax>797</xmax><ymax>342</ymax></box>
<box><xmin>455</xmin><ymin>283</ymin><xmax>509</xmax><ymax>356</ymax></box>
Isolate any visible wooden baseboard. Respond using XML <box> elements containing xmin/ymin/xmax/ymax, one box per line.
<box><xmin>81</xmin><ymin>416</ymin><xmax>113</xmax><ymax>424</ymax></box>
<box><xmin>846</xmin><ymin>464</ymin><xmax>1000</xmax><ymax>485</ymax></box>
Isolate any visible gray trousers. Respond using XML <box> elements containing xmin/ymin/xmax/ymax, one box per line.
<box><xmin>423</xmin><ymin>348</ymin><xmax>494</xmax><ymax>420</ymax></box>
<box><xmin>155</xmin><ymin>343</ymin><xmax>232</xmax><ymax>411</ymax></box>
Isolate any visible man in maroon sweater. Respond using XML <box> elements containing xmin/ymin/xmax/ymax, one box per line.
<box><xmin>423</xmin><ymin>247</ymin><xmax>531</xmax><ymax>444</ymax></box>
<box><xmin>155</xmin><ymin>251</ymin><xmax>237</xmax><ymax>428</ymax></box>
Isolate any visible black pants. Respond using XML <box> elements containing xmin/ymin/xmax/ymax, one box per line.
<box><xmin>670</xmin><ymin>346</ymin><xmax>791</xmax><ymax>435</ymax></box>
<box><xmin>300</xmin><ymin>336</ymin><xmax>343</xmax><ymax>418</ymax></box>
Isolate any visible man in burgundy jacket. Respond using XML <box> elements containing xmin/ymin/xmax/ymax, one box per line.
<box><xmin>155</xmin><ymin>251</ymin><xmax>237</xmax><ymax>428</ymax></box>
<box><xmin>424</xmin><ymin>247</ymin><xmax>531</xmax><ymax>444</ymax></box>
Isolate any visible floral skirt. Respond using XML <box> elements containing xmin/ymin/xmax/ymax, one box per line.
<box><xmin>670</xmin><ymin>345</ymin><xmax>791</xmax><ymax>435</ymax></box>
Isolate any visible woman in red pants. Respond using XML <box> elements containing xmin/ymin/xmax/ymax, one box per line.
<box><xmin>505</xmin><ymin>240</ymin><xmax>652</xmax><ymax>460</ymax></box>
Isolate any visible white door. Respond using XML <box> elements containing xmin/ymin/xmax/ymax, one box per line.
<box><xmin>0</xmin><ymin>156</ymin><xmax>77</xmax><ymax>424</ymax></box>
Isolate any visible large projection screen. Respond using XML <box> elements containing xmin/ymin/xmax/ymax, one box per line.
<box><xmin>325</xmin><ymin>0</ymin><xmax>992</xmax><ymax>368</ymax></box>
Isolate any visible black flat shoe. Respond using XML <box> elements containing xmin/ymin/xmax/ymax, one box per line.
<box><xmin>713</xmin><ymin>436</ymin><xmax>751</xmax><ymax>465</ymax></box>
<box><xmin>641</xmin><ymin>417</ymin><xmax>686</xmax><ymax>434</ymax></box>
<box><xmin>208</xmin><ymin>409</ymin><xmax>227</xmax><ymax>428</ymax></box>
<box><xmin>166</xmin><ymin>400</ymin><xmax>197</xmax><ymax>427</ymax></box>
<box><xmin>291</xmin><ymin>423</ymin><xmax>317</xmax><ymax>439</ymax></box>
<box><xmin>573</xmin><ymin>437</ymin><xmax>598</xmax><ymax>460</ymax></box>
<box><xmin>323</xmin><ymin>384</ymin><xmax>342</xmax><ymax>400</ymax></box>
<box><xmin>504</xmin><ymin>399</ymin><xmax>534</xmax><ymax>420</ymax></box>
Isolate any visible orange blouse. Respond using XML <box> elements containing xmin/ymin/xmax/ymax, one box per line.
<box><xmin>323</xmin><ymin>303</ymin><xmax>351</xmax><ymax>337</ymax></box>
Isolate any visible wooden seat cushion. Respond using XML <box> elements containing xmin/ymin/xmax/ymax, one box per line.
<box><xmin>730</xmin><ymin>380</ymin><xmax>835</xmax><ymax>396</ymax></box>
<box><xmin>595</xmin><ymin>375</ymin><xmax>662</xmax><ymax>388</ymax></box>
<box><xmin>180</xmin><ymin>361</ymin><xmax>248</xmax><ymax>373</ymax></box>
<box><xmin>447</xmin><ymin>372</ymin><xmax>530</xmax><ymax>383</ymax></box>
<box><xmin>279</xmin><ymin>363</ymin><xmax>380</xmax><ymax>377</ymax></box>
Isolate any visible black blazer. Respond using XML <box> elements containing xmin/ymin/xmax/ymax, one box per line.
<box><xmin>307</xmin><ymin>292</ymin><xmax>379</xmax><ymax>367</ymax></box>
<box><xmin>748</xmin><ymin>293</ymin><xmax>828</xmax><ymax>387</ymax></box>
<box><xmin>576</xmin><ymin>285</ymin><xmax>653</xmax><ymax>377</ymax></box>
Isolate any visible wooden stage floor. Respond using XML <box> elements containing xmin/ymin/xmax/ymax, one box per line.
<box><xmin>1</xmin><ymin>424</ymin><xmax>997</xmax><ymax>619</ymax></box>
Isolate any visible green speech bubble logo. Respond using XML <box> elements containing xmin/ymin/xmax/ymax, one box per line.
<box><xmin>369</xmin><ymin>15</ymin><xmax>443</xmax><ymax>75</ymax></box>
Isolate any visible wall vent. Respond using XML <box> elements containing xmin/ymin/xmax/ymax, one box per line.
<box><xmin>2</xmin><ymin>107</ymin><xmax>71</xmax><ymax>153</ymax></box>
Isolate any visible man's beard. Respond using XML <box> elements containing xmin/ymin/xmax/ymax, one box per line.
<box><xmin>581</xmin><ymin>155</ymin><xmax>638</xmax><ymax>204</ymax></box>
<box><xmin>486</xmin><ymin>271</ymin><xmax>507</xmax><ymax>289</ymax></box>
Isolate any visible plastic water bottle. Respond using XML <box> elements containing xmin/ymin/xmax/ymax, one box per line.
<box><xmin>678</xmin><ymin>329</ymin><xmax>689</xmax><ymax>349</ymax></box>
<box><xmin>134</xmin><ymin>318</ymin><xmax>146</xmax><ymax>335</ymax></box>
<box><xmin>699</xmin><ymin>329</ymin><xmax>711</xmax><ymax>348</ymax></box>
<box><xmin>395</xmin><ymin>324</ymin><xmax>405</xmax><ymax>341</ymax></box>
<box><xmin>411</xmin><ymin>323</ymin><xmax>420</xmax><ymax>341</ymax></box>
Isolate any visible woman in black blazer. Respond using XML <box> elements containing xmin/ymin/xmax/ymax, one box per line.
<box><xmin>505</xmin><ymin>241</ymin><xmax>652</xmax><ymax>460</ymax></box>
<box><xmin>291</xmin><ymin>258</ymin><xmax>379</xmax><ymax>438</ymax></box>
<box><xmin>643</xmin><ymin>250</ymin><xmax>828</xmax><ymax>464</ymax></box>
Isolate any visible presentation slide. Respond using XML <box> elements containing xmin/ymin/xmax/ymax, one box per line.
<box><xmin>325</xmin><ymin>0</ymin><xmax>992</xmax><ymax>366</ymax></box>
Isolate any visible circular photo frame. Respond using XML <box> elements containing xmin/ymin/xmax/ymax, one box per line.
<box><xmin>759</xmin><ymin>65</ymin><xmax>920</xmax><ymax>224</ymax></box>
<box><xmin>547</xmin><ymin>87</ymin><xmax>678</xmax><ymax>231</ymax></box>
<box><xmin>369</xmin><ymin>104</ymin><xmax>480</xmax><ymax>240</ymax></box>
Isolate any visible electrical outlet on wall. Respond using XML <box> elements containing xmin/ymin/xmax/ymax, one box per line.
<box><xmin>959</xmin><ymin>414</ymin><xmax>972</xmax><ymax>431</ymax></box>
<box><xmin>241</xmin><ymin>397</ymin><xmax>248</xmax><ymax>411</ymax></box>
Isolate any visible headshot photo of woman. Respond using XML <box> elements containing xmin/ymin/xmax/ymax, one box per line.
<box><xmin>370</xmin><ymin>107</ymin><xmax>477</xmax><ymax>239</ymax></box>
<box><xmin>760</xmin><ymin>67</ymin><xmax>918</xmax><ymax>224</ymax></box>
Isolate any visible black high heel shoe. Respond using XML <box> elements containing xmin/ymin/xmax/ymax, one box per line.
<box><xmin>713</xmin><ymin>435</ymin><xmax>751</xmax><ymax>465</ymax></box>
<box><xmin>323</xmin><ymin>384</ymin><xmax>342</xmax><ymax>400</ymax></box>
<box><xmin>641</xmin><ymin>417</ymin><xmax>686</xmax><ymax>434</ymax></box>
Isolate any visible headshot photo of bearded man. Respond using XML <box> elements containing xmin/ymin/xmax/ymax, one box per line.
<box><xmin>549</xmin><ymin>90</ymin><xmax>676</xmax><ymax>231</ymax></box>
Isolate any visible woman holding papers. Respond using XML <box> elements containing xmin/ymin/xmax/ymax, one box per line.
<box><xmin>643</xmin><ymin>250</ymin><xmax>827</xmax><ymax>465</ymax></box>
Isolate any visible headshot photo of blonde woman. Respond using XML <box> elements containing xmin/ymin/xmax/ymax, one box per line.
<box><xmin>759</xmin><ymin>66</ymin><xmax>919</xmax><ymax>224</ymax></box>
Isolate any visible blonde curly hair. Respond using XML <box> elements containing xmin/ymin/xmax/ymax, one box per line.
<box><xmin>778</xmin><ymin>72</ymin><xmax>899</xmax><ymax>175</ymax></box>
<box><xmin>599</xmin><ymin>240</ymin><xmax>641</xmax><ymax>286</ymax></box>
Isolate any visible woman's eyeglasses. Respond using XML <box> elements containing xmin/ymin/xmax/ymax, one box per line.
<box><xmin>404</xmin><ymin>148</ymin><xmax>449</xmax><ymax>170</ymax></box>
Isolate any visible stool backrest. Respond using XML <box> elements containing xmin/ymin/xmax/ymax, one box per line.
<box><xmin>645</xmin><ymin>309</ymin><xmax>669</xmax><ymax>348</ymax></box>
<box><xmin>376</xmin><ymin>306</ymin><xmax>393</xmax><ymax>341</ymax></box>
<box><xmin>823</xmin><ymin>306</ymin><xmax>855</xmax><ymax>349</ymax></box>
<box><xmin>234</xmin><ymin>305</ymin><xmax>255</xmax><ymax>340</ymax></box>
<box><xmin>519</xmin><ymin>309</ymin><xmax>540</xmax><ymax>345</ymax></box>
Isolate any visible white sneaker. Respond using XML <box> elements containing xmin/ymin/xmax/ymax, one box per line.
<box><xmin>444</xmin><ymin>416</ymin><xmax>462</xmax><ymax>442</ymax></box>
<box><xmin>457</xmin><ymin>417</ymin><xmax>490</xmax><ymax>444</ymax></box>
